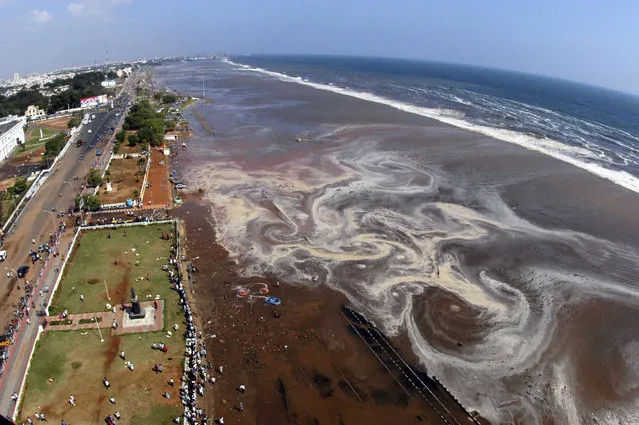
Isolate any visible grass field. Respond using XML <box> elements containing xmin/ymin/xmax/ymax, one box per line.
<box><xmin>19</xmin><ymin>222</ymin><xmax>185</xmax><ymax>424</ymax></box>
<box><xmin>15</xmin><ymin>128</ymin><xmax>60</xmax><ymax>157</ymax></box>
<box><xmin>18</xmin><ymin>329</ymin><xmax>183</xmax><ymax>424</ymax></box>
<box><xmin>50</xmin><ymin>223</ymin><xmax>182</xmax><ymax>329</ymax></box>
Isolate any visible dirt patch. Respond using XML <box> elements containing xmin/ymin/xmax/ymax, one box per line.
<box><xmin>32</xmin><ymin>116</ymin><xmax>71</xmax><ymax>132</ymax></box>
<box><xmin>100</xmin><ymin>157</ymin><xmax>144</xmax><ymax>204</ymax></box>
<box><xmin>104</xmin><ymin>335</ymin><xmax>121</xmax><ymax>371</ymax></box>
<box><xmin>142</xmin><ymin>148</ymin><xmax>171</xmax><ymax>208</ymax></box>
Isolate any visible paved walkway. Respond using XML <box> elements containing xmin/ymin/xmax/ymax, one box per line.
<box><xmin>44</xmin><ymin>300</ymin><xmax>164</xmax><ymax>335</ymax></box>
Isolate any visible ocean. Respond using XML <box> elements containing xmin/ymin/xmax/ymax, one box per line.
<box><xmin>228</xmin><ymin>55</ymin><xmax>639</xmax><ymax>194</ymax></box>
<box><xmin>158</xmin><ymin>56</ymin><xmax>639</xmax><ymax>425</ymax></box>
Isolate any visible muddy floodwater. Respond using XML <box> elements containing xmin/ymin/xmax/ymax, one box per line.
<box><xmin>160</xmin><ymin>60</ymin><xmax>639</xmax><ymax>425</ymax></box>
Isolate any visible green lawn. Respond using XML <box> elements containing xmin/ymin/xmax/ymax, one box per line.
<box><xmin>19</xmin><ymin>329</ymin><xmax>184</xmax><ymax>424</ymax></box>
<box><xmin>15</xmin><ymin>128</ymin><xmax>60</xmax><ymax>157</ymax></box>
<box><xmin>50</xmin><ymin>223</ymin><xmax>182</xmax><ymax>330</ymax></box>
<box><xmin>27</xmin><ymin>127</ymin><xmax>58</xmax><ymax>144</ymax></box>
<box><xmin>19</xmin><ymin>222</ymin><xmax>186</xmax><ymax>425</ymax></box>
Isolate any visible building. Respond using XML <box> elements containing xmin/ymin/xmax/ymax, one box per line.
<box><xmin>24</xmin><ymin>105</ymin><xmax>46</xmax><ymax>120</ymax></box>
<box><xmin>164</xmin><ymin>131</ymin><xmax>179</xmax><ymax>142</ymax></box>
<box><xmin>0</xmin><ymin>115</ymin><xmax>26</xmax><ymax>161</ymax></box>
<box><xmin>13</xmin><ymin>73</ymin><xmax>20</xmax><ymax>82</ymax></box>
<box><xmin>101</xmin><ymin>80</ymin><xmax>116</xmax><ymax>88</ymax></box>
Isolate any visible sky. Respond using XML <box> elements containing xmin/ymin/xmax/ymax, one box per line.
<box><xmin>1</xmin><ymin>0</ymin><xmax>638</xmax><ymax>94</ymax></box>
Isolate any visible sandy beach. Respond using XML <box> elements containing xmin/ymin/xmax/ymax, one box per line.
<box><xmin>161</xmin><ymin>61</ymin><xmax>639</xmax><ymax>424</ymax></box>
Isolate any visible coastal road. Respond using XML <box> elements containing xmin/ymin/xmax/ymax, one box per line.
<box><xmin>0</xmin><ymin>107</ymin><xmax>122</xmax><ymax>315</ymax></box>
<box><xmin>0</xmin><ymin>99</ymin><xmax>129</xmax><ymax>418</ymax></box>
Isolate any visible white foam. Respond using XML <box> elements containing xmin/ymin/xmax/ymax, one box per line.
<box><xmin>224</xmin><ymin>58</ymin><xmax>639</xmax><ymax>194</ymax></box>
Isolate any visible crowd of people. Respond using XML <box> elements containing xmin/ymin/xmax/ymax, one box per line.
<box><xmin>1</xmin><ymin>225</ymin><xmax>65</xmax><ymax>379</ymax></box>
<box><xmin>81</xmin><ymin>209</ymin><xmax>169</xmax><ymax>227</ymax></box>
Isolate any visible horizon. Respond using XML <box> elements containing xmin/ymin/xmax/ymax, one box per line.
<box><xmin>0</xmin><ymin>1</ymin><xmax>638</xmax><ymax>96</ymax></box>
<box><xmin>5</xmin><ymin>52</ymin><xmax>639</xmax><ymax>102</ymax></box>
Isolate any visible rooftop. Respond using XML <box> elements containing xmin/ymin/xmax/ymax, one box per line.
<box><xmin>0</xmin><ymin>117</ymin><xmax>22</xmax><ymax>137</ymax></box>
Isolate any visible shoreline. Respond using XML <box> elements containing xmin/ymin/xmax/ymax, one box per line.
<box><xmin>170</xmin><ymin>201</ymin><xmax>488</xmax><ymax>424</ymax></box>
<box><xmin>159</xmin><ymin>61</ymin><xmax>639</xmax><ymax>424</ymax></box>
<box><xmin>226</xmin><ymin>58</ymin><xmax>639</xmax><ymax>196</ymax></box>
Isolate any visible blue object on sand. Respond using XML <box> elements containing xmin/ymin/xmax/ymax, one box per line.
<box><xmin>265</xmin><ymin>296</ymin><xmax>281</xmax><ymax>306</ymax></box>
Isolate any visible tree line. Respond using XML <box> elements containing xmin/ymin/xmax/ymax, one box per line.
<box><xmin>0</xmin><ymin>71</ymin><xmax>108</xmax><ymax>118</ymax></box>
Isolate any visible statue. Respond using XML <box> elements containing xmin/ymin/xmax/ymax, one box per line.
<box><xmin>129</xmin><ymin>287</ymin><xmax>146</xmax><ymax>319</ymax></box>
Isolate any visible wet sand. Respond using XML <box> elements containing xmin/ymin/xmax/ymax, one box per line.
<box><xmin>161</xmin><ymin>61</ymin><xmax>639</xmax><ymax>424</ymax></box>
<box><xmin>172</xmin><ymin>202</ymin><xmax>480</xmax><ymax>425</ymax></box>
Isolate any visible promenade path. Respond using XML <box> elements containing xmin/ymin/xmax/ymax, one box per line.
<box><xmin>44</xmin><ymin>300</ymin><xmax>164</xmax><ymax>335</ymax></box>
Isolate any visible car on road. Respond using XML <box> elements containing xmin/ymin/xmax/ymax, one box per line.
<box><xmin>88</xmin><ymin>129</ymin><xmax>92</xmax><ymax>133</ymax></box>
<box><xmin>96</xmin><ymin>150</ymin><xmax>103</xmax><ymax>156</ymax></box>
<box><xmin>79</xmin><ymin>155</ymin><xmax>84</xmax><ymax>161</ymax></box>
<box><xmin>17</xmin><ymin>265</ymin><xmax>29</xmax><ymax>278</ymax></box>
<box><xmin>76</xmin><ymin>139</ymin><xmax>84</xmax><ymax>147</ymax></box>
<box><xmin>175</xmin><ymin>183</ymin><xmax>187</xmax><ymax>190</ymax></box>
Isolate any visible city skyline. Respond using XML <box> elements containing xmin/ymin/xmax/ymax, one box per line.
<box><xmin>1</xmin><ymin>0</ymin><xmax>638</xmax><ymax>95</ymax></box>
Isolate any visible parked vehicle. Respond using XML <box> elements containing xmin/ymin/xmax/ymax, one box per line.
<box><xmin>0</xmin><ymin>250</ymin><xmax>7</xmax><ymax>261</ymax></box>
<box><xmin>17</xmin><ymin>265</ymin><xmax>29</xmax><ymax>278</ymax></box>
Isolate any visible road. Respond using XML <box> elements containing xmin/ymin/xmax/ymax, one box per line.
<box><xmin>0</xmin><ymin>74</ymin><xmax>139</xmax><ymax>418</ymax></box>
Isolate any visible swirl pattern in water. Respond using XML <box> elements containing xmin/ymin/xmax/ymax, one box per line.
<box><xmin>184</xmin><ymin>123</ymin><xmax>639</xmax><ymax>424</ymax></box>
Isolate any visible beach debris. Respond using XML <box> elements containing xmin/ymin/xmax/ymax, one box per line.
<box><xmin>265</xmin><ymin>296</ymin><xmax>282</xmax><ymax>306</ymax></box>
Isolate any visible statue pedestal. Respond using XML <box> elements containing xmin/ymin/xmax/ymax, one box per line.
<box><xmin>129</xmin><ymin>294</ymin><xmax>146</xmax><ymax>319</ymax></box>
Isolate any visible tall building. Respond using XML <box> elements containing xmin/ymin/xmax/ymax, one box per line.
<box><xmin>0</xmin><ymin>115</ymin><xmax>26</xmax><ymax>161</ymax></box>
<box><xmin>13</xmin><ymin>73</ymin><xmax>20</xmax><ymax>82</ymax></box>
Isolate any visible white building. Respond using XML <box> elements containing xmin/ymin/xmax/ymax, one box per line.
<box><xmin>101</xmin><ymin>80</ymin><xmax>116</xmax><ymax>87</ymax></box>
<box><xmin>0</xmin><ymin>115</ymin><xmax>26</xmax><ymax>161</ymax></box>
<box><xmin>24</xmin><ymin>105</ymin><xmax>46</xmax><ymax>120</ymax></box>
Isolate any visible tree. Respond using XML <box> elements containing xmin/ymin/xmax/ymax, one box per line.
<box><xmin>164</xmin><ymin>119</ymin><xmax>176</xmax><ymax>131</ymax></box>
<box><xmin>127</xmin><ymin>133</ymin><xmax>139</xmax><ymax>146</ymax></box>
<box><xmin>115</xmin><ymin>130</ymin><xmax>126</xmax><ymax>143</ymax></box>
<box><xmin>76</xmin><ymin>194</ymin><xmax>101</xmax><ymax>211</ymax></box>
<box><xmin>162</xmin><ymin>93</ymin><xmax>178</xmax><ymax>104</ymax></box>
<box><xmin>67</xmin><ymin>116</ymin><xmax>82</xmax><ymax>129</ymax></box>
<box><xmin>8</xmin><ymin>177</ymin><xmax>28</xmax><ymax>196</ymax></box>
<box><xmin>87</xmin><ymin>169</ymin><xmax>103</xmax><ymax>187</ymax></box>
<box><xmin>43</xmin><ymin>133</ymin><xmax>67</xmax><ymax>159</ymax></box>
